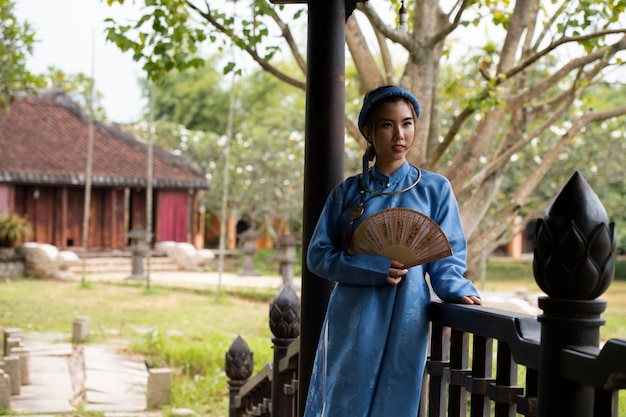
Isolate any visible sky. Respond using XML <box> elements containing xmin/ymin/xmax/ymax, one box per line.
<box><xmin>14</xmin><ymin>0</ymin><xmax>146</xmax><ymax>124</ymax></box>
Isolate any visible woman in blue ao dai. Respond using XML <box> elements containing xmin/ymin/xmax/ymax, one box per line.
<box><xmin>304</xmin><ymin>86</ymin><xmax>482</xmax><ymax>417</ymax></box>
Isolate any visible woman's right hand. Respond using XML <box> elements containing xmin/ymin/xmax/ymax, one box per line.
<box><xmin>387</xmin><ymin>260</ymin><xmax>408</xmax><ymax>285</ymax></box>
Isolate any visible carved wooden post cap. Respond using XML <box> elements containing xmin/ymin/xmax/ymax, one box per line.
<box><xmin>270</xmin><ymin>284</ymin><xmax>301</xmax><ymax>339</ymax></box>
<box><xmin>533</xmin><ymin>171</ymin><xmax>616</xmax><ymax>300</ymax></box>
<box><xmin>225</xmin><ymin>335</ymin><xmax>254</xmax><ymax>381</ymax></box>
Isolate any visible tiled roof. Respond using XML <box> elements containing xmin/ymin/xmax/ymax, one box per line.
<box><xmin>0</xmin><ymin>90</ymin><xmax>210</xmax><ymax>190</ymax></box>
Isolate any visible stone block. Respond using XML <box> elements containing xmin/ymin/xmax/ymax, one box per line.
<box><xmin>72</xmin><ymin>316</ymin><xmax>90</xmax><ymax>344</ymax></box>
<box><xmin>0</xmin><ymin>356</ymin><xmax>20</xmax><ymax>395</ymax></box>
<box><xmin>147</xmin><ymin>368</ymin><xmax>172</xmax><ymax>408</ymax></box>
<box><xmin>3</xmin><ymin>328</ymin><xmax>22</xmax><ymax>357</ymax></box>
<box><xmin>5</xmin><ymin>337</ymin><xmax>22</xmax><ymax>357</ymax></box>
<box><xmin>0</xmin><ymin>370</ymin><xmax>9</xmax><ymax>409</ymax></box>
<box><xmin>9</xmin><ymin>347</ymin><xmax>30</xmax><ymax>385</ymax></box>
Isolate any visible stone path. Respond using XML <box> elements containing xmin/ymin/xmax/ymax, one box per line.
<box><xmin>9</xmin><ymin>332</ymin><xmax>156</xmax><ymax>416</ymax></box>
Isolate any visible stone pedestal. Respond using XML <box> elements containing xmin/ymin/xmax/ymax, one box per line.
<box><xmin>3</xmin><ymin>328</ymin><xmax>22</xmax><ymax>357</ymax></box>
<box><xmin>238</xmin><ymin>229</ymin><xmax>259</xmax><ymax>276</ymax></box>
<box><xmin>72</xmin><ymin>316</ymin><xmax>90</xmax><ymax>344</ymax></box>
<box><xmin>147</xmin><ymin>368</ymin><xmax>172</xmax><ymax>408</ymax></box>
<box><xmin>127</xmin><ymin>228</ymin><xmax>147</xmax><ymax>279</ymax></box>
<box><xmin>0</xmin><ymin>370</ymin><xmax>9</xmax><ymax>409</ymax></box>
<box><xmin>8</xmin><ymin>347</ymin><xmax>30</xmax><ymax>385</ymax></box>
<box><xmin>4</xmin><ymin>337</ymin><xmax>21</xmax><ymax>357</ymax></box>
<box><xmin>0</xmin><ymin>355</ymin><xmax>20</xmax><ymax>395</ymax></box>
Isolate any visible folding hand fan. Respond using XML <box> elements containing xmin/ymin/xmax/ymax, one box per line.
<box><xmin>348</xmin><ymin>207</ymin><xmax>452</xmax><ymax>267</ymax></box>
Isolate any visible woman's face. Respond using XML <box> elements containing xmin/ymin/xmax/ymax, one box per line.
<box><xmin>364</xmin><ymin>100</ymin><xmax>416</xmax><ymax>167</ymax></box>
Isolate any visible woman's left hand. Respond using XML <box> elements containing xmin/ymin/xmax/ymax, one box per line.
<box><xmin>460</xmin><ymin>295</ymin><xmax>482</xmax><ymax>305</ymax></box>
<box><xmin>387</xmin><ymin>260</ymin><xmax>408</xmax><ymax>285</ymax></box>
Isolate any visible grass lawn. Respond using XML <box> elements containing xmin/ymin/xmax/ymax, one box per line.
<box><xmin>0</xmin><ymin>257</ymin><xmax>625</xmax><ymax>416</ymax></box>
<box><xmin>0</xmin><ymin>278</ymin><xmax>276</xmax><ymax>416</ymax></box>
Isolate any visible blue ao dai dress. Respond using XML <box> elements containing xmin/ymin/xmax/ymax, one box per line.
<box><xmin>303</xmin><ymin>161</ymin><xmax>481</xmax><ymax>417</ymax></box>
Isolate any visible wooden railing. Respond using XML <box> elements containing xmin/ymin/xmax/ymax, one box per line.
<box><xmin>225</xmin><ymin>173</ymin><xmax>626</xmax><ymax>417</ymax></box>
<box><xmin>226</xmin><ymin>292</ymin><xmax>626</xmax><ymax>417</ymax></box>
<box><xmin>226</xmin><ymin>284</ymin><xmax>300</xmax><ymax>417</ymax></box>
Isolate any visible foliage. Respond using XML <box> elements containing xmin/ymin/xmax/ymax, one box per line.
<box><xmin>102</xmin><ymin>0</ymin><xmax>626</xmax><ymax>280</ymax></box>
<box><xmin>41</xmin><ymin>66</ymin><xmax>108</xmax><ymax>120</ymax></box>
<box><xmin>126</xmin><ymin>61</ymin><xmax>307</xmax><ymax>235</ymax></box>
<box><xmin>131</xmin><ymin>326</ymin><xmax>272</xmax><ymax>414</ymax></box>
<box><xmin>485</xmin><ymin>257</ymin><xmax>626</xmax><ymax>282</ymax></box>
<box><xmin>0</xmin><ymin>0</ymin><xmax>44</xmax><ymax>111</ymax></box>
<box><xmin>615</xmin><ymin>258</ymin><xmax>626</xmax><ymax>281</ymax></box>
<box><xmin>104</xmin><ymin>0</ymin><xmax>207</xmax><ymax>83</ymax></box>
<box><xmin>249</xmin><ymin>247</ymin><xmax>302</xmax><ymax>277</ymax></box>
<box><xmin>0</xmin><ymin>212</ymin><xmax>31</xmax><ymax>247</ymax></box>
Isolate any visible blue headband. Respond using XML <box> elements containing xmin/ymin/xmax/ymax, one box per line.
<box><xmin>357</xmin><ymin>86</ymin><xmax>421</xmax><ymax>137</ymax></box>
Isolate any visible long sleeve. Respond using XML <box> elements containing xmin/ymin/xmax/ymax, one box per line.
<box><xmin>307</xmin><ymin>181</ymin><xmax>390</xmax><ymax>286</ymax></box>
<box><xmin>425</xmin><ymin>176</ymin><xmax>481</xmax><ymax>302</ymax></box>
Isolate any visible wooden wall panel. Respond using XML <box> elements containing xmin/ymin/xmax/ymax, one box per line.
<box><xmin>0</xmin><ymin>184</ymin><xmax>11</xmax><ymax>213</ymax></box>
<box><xmin>5</xmin><ymin>184</ymin><xmax>188</xmax><ymax>251</ymax></box>
<box><xmin>65</xmin><ymin>188</ymin><xmax>85</xmax><ymax>248</ymax></box>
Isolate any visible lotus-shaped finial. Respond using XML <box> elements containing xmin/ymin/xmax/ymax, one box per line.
<box><xmin>533</xmin><ymin>172</ymin><xmax>616</xmax><ymax>300</ymax></box>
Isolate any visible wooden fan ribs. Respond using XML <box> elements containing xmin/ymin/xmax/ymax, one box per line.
<box><xmin>348</xmin><ymin>208</ymin><xmax>452</xmax><ymax>267</ymax></box>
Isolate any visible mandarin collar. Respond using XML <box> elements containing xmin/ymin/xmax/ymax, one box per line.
<box><xmin>370</xmin><ymin>161</ymin><xmax>411</xmax><ymax>185</ymax></box>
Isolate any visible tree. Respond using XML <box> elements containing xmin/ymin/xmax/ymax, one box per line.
<box><xmin>43</xmin><ymin>67</ymin><xmax>107</xmax><ymax>120</ymax></box>
<box><xmin>0</xmin><ymin>1</ymin><xmax>101</xmax><ymax>118</ymax></box>
<box><xmin>0</xmin><ymin>0</ymin><xmax>43</xmax><ymax>111</ymax></box>
<box><xmin>126</xmin><ymin>61</ymin><xmax>307</xmax><ymax>239</ymax></box>
<box><xmin>104</xmin><ymin>0</ymin><xmax>626</xmax><ymax>277</ymax></box>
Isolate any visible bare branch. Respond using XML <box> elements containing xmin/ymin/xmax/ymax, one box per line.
<box><xmin>457</xmin><ymin>93</ymin><xmax>575</xmax><ymax>199</ymax></box>
<box><xmin>510</xmin><ymin>35</ymin><xmax>626</xmax><ymax>109</ymax></box>
<box><xmin>358</xmin><ymin>2</ymin><xmax>418</xmax><ymax>51</ymax></box>
<box><xmin>512</xmin><ymin>104</ymin><xmax>626</xmax><ymax>208</ymax></box>
<box><xmin>374</xmin><ymin>27</ymin><xmax>398</xmax><ymax>85</ymax></box>
<box><xmin>266</xmin><ymin>1</ymin><xmax>307</xmax><ymax>74</ymax></box>
<box><xmin>187</xmin><ymin>0</ymin><xmax>306</xmax><ymax>90</ymax></box>
<box><xmin>430</xmin><ymin>0</ymin><xmax>470</xmax><ymax>46</ymax></box>
<box><xmin>345</xmin><ymin>13</ymin><xmax>384</xmax><ymax>92</ymax></box>
<box><xmin>506</xmin><ymin>30</ymin><xmax>626</xmax><ymax>82</ymax></box>
<box><xmin>531</xmin><ymin>0</ymin><xmax>568</xmax><ymax>51</ymax></box>
<box><xmin>425</xmin><ymin>106</ymin><xmax>475</xmax><ymax>169</ymax></box>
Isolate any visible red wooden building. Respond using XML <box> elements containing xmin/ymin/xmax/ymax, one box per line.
<box><xmin>0</xmin><ymin>90</ymin><xmax>210</xmax><ymax>251</ymax></box>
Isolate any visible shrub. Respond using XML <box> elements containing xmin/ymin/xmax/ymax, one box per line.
<box><xmin>0</xmin><ymin>212</ymin><xmax>31</xmax><ymax>248</ymax></box>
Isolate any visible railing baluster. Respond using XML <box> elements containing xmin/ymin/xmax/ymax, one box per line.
<box><xmin>427</xmin><ymin>323</ymin><xmax>450</xmax><ymax>417</ymax></box>
<box><xmin>518</xmin><ymin>367</ymin><xmax>538</xmax><ymax>416</ymax></box>
<box><xmin>466</xmin><ymin>335</ymin><xmax>494</xmax><ymax>417</ymax></box>
<box><xmin>446</xmin><ymin>329</ymin><xmax>470</xmax><ymax>417</ymax></box>
<box><xmin>594</xmin><ymin>389</ymin><xmax>619</xmax><ymax>417</ymax></box>
<box><xmin>491</xmin><ymin>341</ymin><xmax>523</xmax><ymax>417</ymax></box>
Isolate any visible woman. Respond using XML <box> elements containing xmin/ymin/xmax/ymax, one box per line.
<box><xmin>304</xmin><ymin>85</ymin><xmax>481</xmax><ymax>417</ymax></box>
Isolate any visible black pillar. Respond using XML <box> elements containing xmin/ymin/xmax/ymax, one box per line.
<box><xmin>537</xmin><ymin>298</ymin><xmax>606</xmax><ymax>417</ymax></box>
<box><xmin>298</xmin><ymin>1</ymin><xmax>347</xmax><ymax>416</ymax></box>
